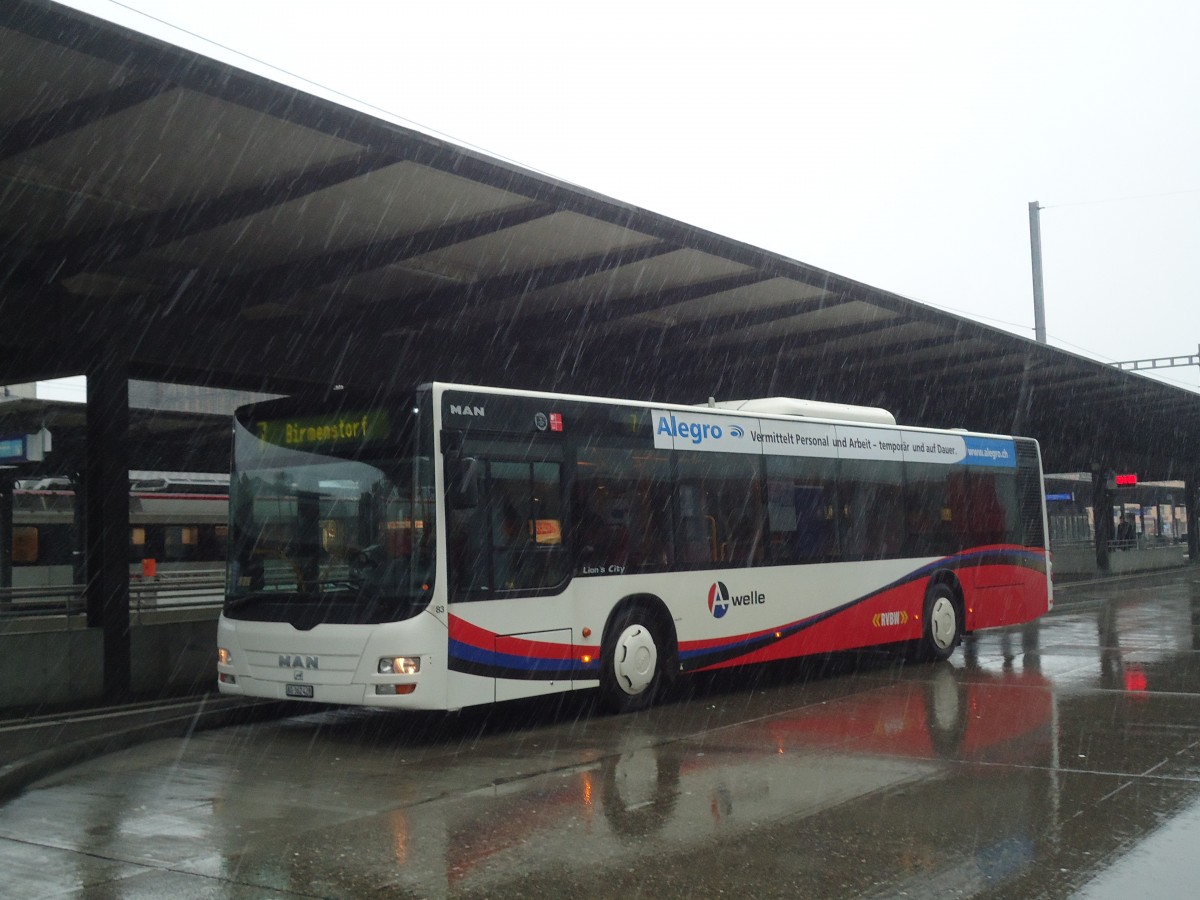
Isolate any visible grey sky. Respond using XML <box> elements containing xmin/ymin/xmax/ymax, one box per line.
<box><xmin>58</xmin><ymin>0</ymin><xmax>1200</xmax><ymax>395</ymax></box>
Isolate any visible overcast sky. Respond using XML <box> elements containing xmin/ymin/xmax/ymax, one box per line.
<box><xmin>52</xmin><ymin>0</ymin><xmax>1200</xmax><ymax>399</ymax></box>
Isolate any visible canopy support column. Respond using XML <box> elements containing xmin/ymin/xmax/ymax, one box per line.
<box><xmin>84</xmin><ymin>357</ymin><xmax>132</xmax><ymax>700</ymax></box>
<box><xmin>1186</xmin><ymin>475</ymin><xmax>1199</xmax><ymax>567</ymax></box>
<box><xmin>1092</xmin><ymin>467</ymin><xmax>1112</xmax><ymax>574</ymax></box>
<box><xmin>0</xmin><ymin>472</ymin><xmax>13</xmax><ymax>591</ymax></box>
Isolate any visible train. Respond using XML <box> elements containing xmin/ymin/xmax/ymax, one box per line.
<box><xmin>6</xmin><ymin>472</ymin><xmax>228</xmax><ymax>603</ymax></box>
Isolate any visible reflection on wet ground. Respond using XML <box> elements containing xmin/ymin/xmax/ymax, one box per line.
<box><xmin>2</xmin><ymin>571</ymin><xmax>1199</xmax><ymax>898</ymax></box>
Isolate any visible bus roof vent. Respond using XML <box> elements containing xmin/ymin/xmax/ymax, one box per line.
<box><xmin>707</xmin><ymin>397</ymin><xmax>897</xmax><ymax>425</ymax></box>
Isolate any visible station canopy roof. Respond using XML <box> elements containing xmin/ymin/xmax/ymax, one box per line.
<box><xmin>3</xmin><ymin>0</ymin><xmax>1199</xmax><ymax>479</ymax></box>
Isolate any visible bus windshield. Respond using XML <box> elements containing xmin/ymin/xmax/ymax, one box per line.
<box><xmin>224</xmin><ymin>396</ymin><xmax>435</xmax><ymax>627</ymax></box>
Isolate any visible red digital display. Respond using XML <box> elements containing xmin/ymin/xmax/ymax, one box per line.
<box><xmin>1115</xmin><ymin>474</ymin><xmax>1138</xmax><ymax>486</ymax></box>
<box><xmin>549</xmin><ymin>413</ymin><xmax>563</xmax><ymax>432</ymax></box>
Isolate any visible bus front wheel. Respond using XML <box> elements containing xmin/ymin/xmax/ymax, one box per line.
<box><xmin>600</xmin><ymin>610</ymin><xmax>664</xmax><ymax>714</ymax></box>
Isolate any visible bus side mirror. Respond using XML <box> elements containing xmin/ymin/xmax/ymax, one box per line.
<box><xmin>449</xmin><ymin>457</ymin><xmax>482</xmax><ymax>509</ymax></box>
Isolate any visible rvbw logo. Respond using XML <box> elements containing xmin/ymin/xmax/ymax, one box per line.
<box><xmin>708</xmin><ymin>582</ymin><xmax>730</xmax><ymax>619</ymax></box>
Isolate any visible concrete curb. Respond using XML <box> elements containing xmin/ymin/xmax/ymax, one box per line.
<box><xmin>0</xmin><ymin>697</ymin><xmax>293</xmax><ymax>804</ymax></box>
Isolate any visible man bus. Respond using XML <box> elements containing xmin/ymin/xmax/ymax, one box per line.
<box><xmin>217</xmin><ymin>383</ymin><xmax>1050</xmax><ymax>713</ymax></box>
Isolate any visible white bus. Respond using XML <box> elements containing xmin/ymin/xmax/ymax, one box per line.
<box><xmin>216</xmin><ymin>383</ymin><xmax>1051</xmax><ymax>712</ymax></box>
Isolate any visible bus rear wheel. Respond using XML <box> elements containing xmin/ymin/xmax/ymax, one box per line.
<box><xmin>600</xmin><ymin>610</ymin><xmax>665</xmax><ymax>714</ymax></box>
<box><xmin>918</xmin><ymin>582</ymin><xmax>961</xmax><ymax>662</ymax></box>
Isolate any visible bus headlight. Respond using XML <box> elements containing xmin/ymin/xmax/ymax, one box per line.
<box><xmin>218</xmin><ymin>647</ymin><xmax>232</xmax><ymax>666</ymax></box>
<box><xmin>379</xmin><ymin>656</ymin><xmax>420</xmax><ymax>675</ymax></box>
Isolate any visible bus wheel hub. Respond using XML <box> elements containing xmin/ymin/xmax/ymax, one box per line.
<box><xmin>929</xmin><ymin>596</ymin><xmax>957</xmax><ymax>649</ymax></box>
<box><xmin>614</xmin><ymin>624</ymin><xmax>657</xmax><ymax>695</ymax></box>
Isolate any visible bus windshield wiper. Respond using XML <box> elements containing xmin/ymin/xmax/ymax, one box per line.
<box><xmin>319</xmin><ymin>581</ymin><xmax>358</xmax><ymax>593</ymax></box>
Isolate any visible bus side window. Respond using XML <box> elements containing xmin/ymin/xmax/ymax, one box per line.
<box><xmin>448</xmin><ymin>493</ymin><xmax>492</xmax><ymax>596</ymax></box>
<box><xmin>673</xmin><ymin>451</ymin><xmax>764</xmax><ymax>569</ymax></box>
<box><xmin>674</xmin><ymin>465</ymin><xmax>717</xmax><ymax>567</ymax></box>
<box><xmin>765</xmin><ymin>455</ymin><xmax>838</xmax><ymax>565</ymax></box>
<box><xmin>905</xmin><ymin>462</ymin><xmax>956</xmax><ymax>557</ymax></box>
<box><xmin>488</xmin><ymin>461</ymin><xmax>534</xmax><ymax>591</ymax></box>
<box><xmin>571</xmin><ymin>444</ymin><xmax>673</xmax><ymax>574</ymax></box>
<box><xmin>839</xmin><ymin>457</ymin><xmax>905</xmax><ymax>561</ymax></box>
<box><xmin>950</xmin><ymin>470</ymin><xmax>1019</xmax><ymax>548</ymax></box>
<box><xmin>449</xmin><ymin>457</ymin><xmax>568</xmax><ymax>597</ymax></box>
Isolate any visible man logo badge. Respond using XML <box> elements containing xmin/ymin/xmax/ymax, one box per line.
<box><xmin>279</xmin><ymin>655</ymin><xmax>319</xmax><ymax>669</ymax></box>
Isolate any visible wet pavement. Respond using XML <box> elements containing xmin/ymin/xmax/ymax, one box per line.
<box><xmin>0</xmin><ymin>696</ymin><xmax>288</xmax><ymax>801</ymax></box>
<box><xmin>1</xmin><ymin>569</ymin><xmax>1198</xmax><ymax>898</ymax></box>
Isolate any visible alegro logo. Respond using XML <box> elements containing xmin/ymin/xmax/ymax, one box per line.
<box><xmin>657</xmin><ymin>414</ymin><xmax>723</xmax><ymax>445</ymax></box>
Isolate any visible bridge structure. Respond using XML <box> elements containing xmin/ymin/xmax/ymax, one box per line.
<box><xmin>1112</xmin><ymin>346</ymin><xmax>1200</xmax><ymax>376</ymax></box>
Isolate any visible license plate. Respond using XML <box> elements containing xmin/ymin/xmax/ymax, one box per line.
<box><xmin>285</xmin><ymin>684</ymin><xmax>314</xmax><ymax>698</ymax></box>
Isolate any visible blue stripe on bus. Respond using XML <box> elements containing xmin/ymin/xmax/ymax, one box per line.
<box><xmin>449</xmin><ymin>640</ymin><xmax>571</xmax><ymax>672</ymax></box>
<box><xmin>448</xmin><ymin>640</ymin><xmax>601</xmax><ymax>680</ymax></box>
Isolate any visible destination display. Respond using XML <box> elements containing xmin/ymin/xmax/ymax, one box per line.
<box><xmin>251</xmin><ymin>410</ymin><xmax>391</xmax><ymax>449</ymax></box>
<box><xmin>651</xmin><ymin>409</ymin><xmax>1016</xmax><ymax>467</ymax></box>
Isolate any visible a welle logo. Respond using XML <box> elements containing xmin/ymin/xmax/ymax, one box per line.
<box><xmin>707</xmin><ymin>581</ymin><xmax>766</xmax><ymax>618</ymax></box>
